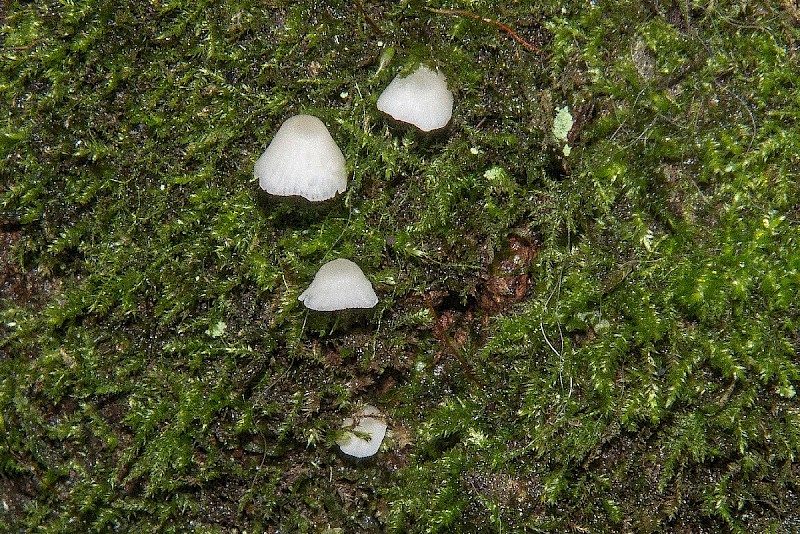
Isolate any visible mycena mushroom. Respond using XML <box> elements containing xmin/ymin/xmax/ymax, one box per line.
<box><xmin>298</xmin><ymin>258</ymin><xmax>378</xmax><ymax>311</ymax></box>
<box><xmin>336</xmin><ymin>405</ymin><xmax>387</xmax><ymax>459</ymax></box>
<box><xmin>254</xmin><ymin>114</ymin><xmax>347</xmax><ymax>201</ymax></box>
<box><xmin>377</xmin><ymin>65</ymin><xmax>454</xmax><ymax>132</ymax></box>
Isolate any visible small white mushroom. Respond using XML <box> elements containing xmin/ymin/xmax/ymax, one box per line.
<box><xmin>254</xmin><ymin>114</ymin><xmax>347</xmax><ymax>201</ymax></box>
<box><xmin>298</xmin><ymin>258</ymin><xmax>378</xmax><ymax>311</ymax></box>
<box><xmin>377</xmin><ymin>66</ymin><xmax>453</xmax><ymax>132</ymax></box>
<box><xmin>336</xmin><ymin>405</ymin><xmax>387</xmax><ymax>458</ymax></box>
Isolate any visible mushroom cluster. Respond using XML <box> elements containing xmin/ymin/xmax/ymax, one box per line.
<box><xmin>254</xmin><ymin>61</ymin><xmax>456</xmax><ymax>459</ymax></box>
<box><xmin>254</xmin><ymin>64</ymin><xmax>455</xmax><ymax>313</ymax></box>
<box><xmin>254</xmin><ymin>64</ymin><xmax>453</xmax><ymax>201</ymax></box>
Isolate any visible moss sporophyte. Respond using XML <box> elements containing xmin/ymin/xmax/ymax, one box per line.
<box><xmin>1</xmin><ymin>1</ymin><xmax>798</xmax><ymax>532</ymax></box>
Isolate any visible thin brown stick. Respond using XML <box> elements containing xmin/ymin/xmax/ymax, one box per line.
<box><xmin>426</xmin><ymin>7</ymin><xmax>538</xmax><ymax>52</ymax></box>
<box><xmin>354</xmin><ymin>0</ymin><xmax>383</xmax><ymax>35</ymax></box>
<box><xmin>2</xmin><ymin>434</ymin><xmax>59</xmax><ymax>497</ymax></box>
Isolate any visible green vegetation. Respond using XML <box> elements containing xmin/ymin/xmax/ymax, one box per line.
<box><xmin>2</xmin><ymin>0</ymin><xmax>799</xmax><ymax>531</ymax></box>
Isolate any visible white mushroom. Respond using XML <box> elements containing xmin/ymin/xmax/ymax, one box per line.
<box><xmin>336</xmin><ymin>405</ymin><xmax>387</xmax><ymax>458</ymax></box>
<box><xmin>298</xmin><ymin>258</ymin><xmax>378</xmax><ymax>311</ymax></box>
<box><xmin>377</xmin><ymin>65</ymin><xmax>454</xmax><ymax>132</ymax></box>
<box><xmin>254</xmin><ymin>114</ymin><xmax>347</xmax><ymax>201</ymax></box>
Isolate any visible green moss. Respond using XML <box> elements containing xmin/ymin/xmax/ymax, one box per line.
<box><xmin>2</xmin><ymin>0</ymin><xmax>799</xmax><ymax>531</ymax></box>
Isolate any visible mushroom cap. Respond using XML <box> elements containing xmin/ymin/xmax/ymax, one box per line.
<box><xmin>298</xmin><ymin>258</ymin><xmax>378</xmax><ymax>311</ymax></box>
<box><xmin>377</xmin><ymin>66</ymin><xmax>454</xmax><ymax>132</ymax></box>
<box><xmin>254</xmin><ymin>114</ymin><xmax>347</xmax><ymax>201</ymax></box>
<box><xmin>336</xmin><ymin>405</ymin><xmax>387</xmax><ymax>458</ymax></box>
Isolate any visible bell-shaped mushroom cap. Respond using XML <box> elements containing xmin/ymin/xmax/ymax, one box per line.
<box><xmin>298</xmin><ymin>258</ymin><xmax>378</xmax><ymax>311</ymax></box>
<box><xmin>254</xmin><ymin>114</ymin><xmax>347</xmax><ymax>201</ymax></box>
<box><xmin>336</xmin><ymin>405</ymin><xmax>387</xmax><ymax>458</ymax></box>
<box><xmin>377</xmin><ymin>66</ymin><xmax>454</xmax><ymax>132</ymax></box>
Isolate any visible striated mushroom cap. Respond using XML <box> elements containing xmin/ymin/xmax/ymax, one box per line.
<box><xmin>298</xmin><ymin>258</ymin><xmax>378</xmax><ymax>311</ymax></box>
<box><xmin>377</xmin><ymin>66</ymin><xmax>453</xmax><ymax>132</ymax></box>
<box><xmin>254</xmin><ymin>114</ymin><xmax>347</xmax><ymax>201</ymax></box>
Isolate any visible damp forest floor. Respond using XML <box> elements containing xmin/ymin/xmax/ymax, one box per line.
<box><xmin>1</xmin><ymin>1</ymin><xmax>800</xmax><ymax>532</ymax></box>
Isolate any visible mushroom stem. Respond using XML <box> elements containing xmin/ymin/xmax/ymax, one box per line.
<box><xmin>328</xmin><ymin>315</ymin><xmax>340</xmax><ymax>336</ymax></box>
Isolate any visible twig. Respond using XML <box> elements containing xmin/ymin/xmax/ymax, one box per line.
<box><xmin>426</xmin><ymin>7</ymin><xmax>538</xmax><ymax>52</ymax></box>
<box><xmin>541</xmin><ymin>235</ymin><xmax>570</xmax><ymax>397</ymax></box>
<box><xmin>354</xmin><ymin>0</ymin><xmax>383</xmax><ymax>35</ymax></box>
<box><xmin>716</xmin><ymin>81</ymin><xmax>757</xmax><ymax>153</ymax></box>
<box><xmin>2</xmin><ymin>433</ymin><xmax>59</xmax><ymax>497</ymax></box>
<box><xmin>719</xmin><ymin>377</ymin><xmax>737</xmax><ymax>407</ymax></box>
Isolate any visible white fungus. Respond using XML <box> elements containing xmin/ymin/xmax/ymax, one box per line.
<box><xmin>298</xmin><ymin>258</ymin><xmax>378</xmax><ymax>311</ymax></box>
<box><xmin>254</xmin><ymin>114</ymin><xmax>347</xmax><ymax>201</ymax></box>
<box><xmin>336</xmin><ymin>405</ymin><xmax>387</xmax><ymax>459</ymax></box>
<box><xmin>377</xmin><ymin>66</ymin><xmax>453</xmax><ymax>132</ymax></box>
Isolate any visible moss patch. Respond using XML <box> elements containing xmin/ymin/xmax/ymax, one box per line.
<box><xmin>2</xmin><ymin>0</ymin><xmax>799</xmax><ymax>532</ymax></box>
